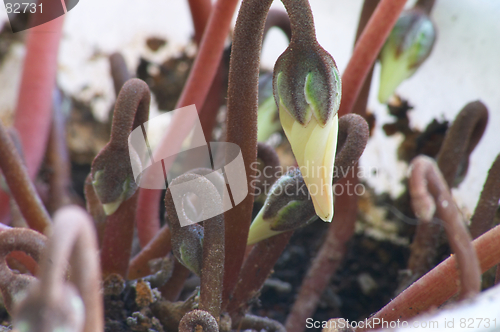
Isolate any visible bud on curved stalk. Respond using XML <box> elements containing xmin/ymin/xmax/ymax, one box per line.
<box><xmin>273</xmin><ymin>41</ymin><xmax>341</xmax><ymax>222</ymax></box>
<box><xmin>378</xmin><ymin>8</ymin><xmax>436</xmax><ymax>103</ymax></box>
<box><xmin>90</xmin><ymin>79</ymin><xmax>150</xmax><ymax>215</ymax></box>
<box><xmin>247</xmin><ymin>169</ymin><xmax>316</xmax><ymax>245</ymax></box>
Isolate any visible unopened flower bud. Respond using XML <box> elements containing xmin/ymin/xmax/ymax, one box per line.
<box><xmin>273</xmin><ymin>41</ymin><xmax>341</xmax><ymax>222</ymax></box>
<box><xmin>378</xmin><ymin>9</ymin><xmax>436</xmax><ymax>103</ymax></box>
<box><xmin>247</xmin><ymin>169</ymin><xmax>317</xmax><ymax>244</ymax></box>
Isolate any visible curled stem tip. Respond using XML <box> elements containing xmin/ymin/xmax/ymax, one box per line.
<box><xmin>409</xmin><ymin>156</ymin><xmax>480</xmax><ymax>300</ymax></box>
<box><xmin>0</xmin><ymin>228</ymin><xmax>47</xmax><ymax>313</ymax></box>
<box><xmin>437</xmin><ymin>100</ymin><xmax>488</xmax><ymax>187</ymax></box>
<box><xmin>179</xmin><ymin>310</ymin><xmax>218</xmax><ymax>332</ymax></box>
<box><xmin>14</xmin><ymin>205</ymin><xmax>103</xmax><ymax>332</ymax></box>
<box><xmin>91</xmin><ymin>78</ymin><xmax>150</xmax><ymax>215</ymax></box>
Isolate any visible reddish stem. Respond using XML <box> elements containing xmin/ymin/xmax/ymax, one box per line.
<box><xmin>339</xmin><ymin>0</ymin><xmax>407</xmax><ymax>116</ymax></box>
<box><xmin>436</xmin><ymin>101</ymin><xmax>488</xmax><ymax>188</ymax></box>
<box><xmin>100</xmin><ymin>192</ymin><xmax>138</xmax><ymax>279</ymax></box>
<box><xmin>135</xmin><ymin>0</ymin><xmax>239</xmax><ymax>247</ymax></box>
<box><xmin>46</xmin><ymin>89</ymin><xmax>73</xmax><ymax>213</ymax></box>
<box><xmin>109</xmin><ymin>52</ymin><xmax>131</xmax><ymax>97</ymax></box>
<box><xmin>357</xmin><ymin>224</ymin><xmax>500</xmax><ymax>331</ymax></box>
<box><xmin>127</xmin><ymin>224</ymin><xmax>172</xmax><ymax>280</ymax></box>
<box><xmin>285</xmin><ymin>173</ymin><xmax>359</xmax><ymax>332</ymax></box>
<box><xmin>470</xmin><ymin>154</ymin><xmax>500</xmax><ymax>239</ymax></box>
<box><xmin>14</xmin><ymin>17</ymin><xmax>64</xmax><ymax>179</ymax></box>
<box><xmin>415</xmin><ymin>0</ymin><xmax>436</xmax><ymax>14</ymax></box>
<box><xmin>0</xmin><ymin>15</ymin><xmax>64</xmax><ymax>223</ymax></box>
<box><xmin>226</xmin><ymin>231</ymin><xmax>293</xmax><ymax>322</ymax></box>
<box><xmin>0</xmin><ymin>121</ymin><xmax>52</xmax><ymax>233</ymax></box>
<box><xmin>401</xmin><ymin>102</ymin><xmax>489</xmax><ymax>289</ymax></box>
<box><xmin>159</xmin><ymin>259</ymin><xmax>191</xmax><ymax>301</ymax></box>
<box><xmin>0</xmin><ymin>228</ymin><xmax>47</xmax><ymax>313</ymax></box>
<box><xmin>17</xmin><ymin>206</ymin><xmax>103</xmax><ymax>332</ymax></box>
<box><xmin>188</xmin><ymin>0</ymin><xmax>212</xmax><ymax>45</ymax></box>
<box><xmin>351</xmin><ymin>0</ymin><xmax>380</xmax><ymax>117</ymax></box>
<box><xmin>84</xmin><ymin>174</ymin><xmax>106</xmax><ymax>246</ymax></box>
<box><xmin>409</xmin><ymin>156</ymin><xmax>480</xmax><ymax>300</ymax></box>
<box><xmin>222</xmin><ymin>0</ymin><xmax>274</xmax><ymax>304</ymax></box>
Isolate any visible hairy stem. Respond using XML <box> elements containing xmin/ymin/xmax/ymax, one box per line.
<box><xmin>436</xmin><ymin>101</ymin><xmax>488</xmax><ymax>187</ymax></box>
<box><xmin>199</xmin><ymin>216</ymin><xmax>225</xmax><ymax>321</ymax></box>
<box><xmin>100</xmin><ymin>192</ymin><xmax>138</xmax><ymax>278</ymax></box>
<box><xmin>128</xmin><ymin>224</ymin><xmax>172</xmax><ymax>280</ymax></box>
<box><xmin>26</xmin><ymin>206</ymin><xmax>103</xmax><ymax>332</ymax></box>
<box><xmin>402</xmin><ymin>101</ymin><xmax>489</xmax><ymax>289</ymax></box>
<box><xmin>159</xmin><ymin>259</ymin><xmax>191</xmax><ymax>301</ymax></box>
<box><xmin>109</xmin><ymin>52</ymin><xmax>131</xmax><ymax>97</ymax></box>
<box><xmin>46</xmin><ymin>88</ymin><xmax>73</xmax><ymax>213</ymax></box>
<box><xmin>351</xmin><ymin>0</ymin><xmax>380</xmax><ymax>117</ymax></box>
<box><xmin>135</xmin><ymin>0</ymin><xmax>239</xmax><ymax>247</ymax></box>
<box><xmin>223</xmin><ymin>0</ymin><xmax>321</xmax><ymax>303</ymax></box>
<box><xmin>165</xmin><ymin>172</ymin><xmax>225</xmax><ymax>319</ymax></box>
<box><xmin>285</xmin><ymin>173</ymin><xmax>359</xmax><ymax>332</ymax></box>
<box><xmin>409</xmin><ymin>156</ymin><xmax>480</xmax><ymax>299</ymax></box>
<box><xmin>90</xmin><ymin>79</ymin><xmax>150</xmax><ymax>278</ymax></box>
<box><xmin>226</xmin><ymin>231</ymin><xmax>293</xmax><ymax>321</ymax></box>
<box><xmin>469</xmin><ymin>154</ymin><xmax>500</xmax><ymax>239</ymax></box>
<box><xmin>0</xmin><ymin>121</ymin><xmax>51</xmax><ymax>233</ymax></box>
<box><xmin>0</xmin><ymin>228</ymin><xmax>47</xmax><ymax>313</ymax></box>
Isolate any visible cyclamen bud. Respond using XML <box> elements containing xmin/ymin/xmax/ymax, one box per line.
<box><xmin>273</xmin><ymin>40</ymin><xmax>341</xmax><ymax>222</ymax></box>
<box><xmin>247</xmin><ymin>169</ymin><xmax>316</xmax><ymax>245</ymax></box>
<box><xmin>378</xmin><ymin>8</ymin><xmax>436</xmax><ymax>103</ymax></box>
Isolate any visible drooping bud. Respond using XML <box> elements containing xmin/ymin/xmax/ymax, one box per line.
<box><xmin>90</xmin><ymin>79</ymin><xmax>150</xmax><ymax>215</ymax></box>
<box><xmin>170</xmin><ymin>221</ymin><xmax>204</xmax><ymax>276</ymax></box>
<box><xmin>378</xmin><ymin>9</ymin><xmax>436</xmax><ymax>103</ymax></box>
<box><xmin>273</xmin><ymin>41</ymin><xmax>341</xmax><ymax>222</ymax></box>
<box><xmin>91</xmin><ymin>169</ymin><xmax>136</xmax><ymax>216</ymax></box>
<box><xmin>247</xmin><ymin>169</ymin><xmax>317</xmax><ymax>245</ymax></box>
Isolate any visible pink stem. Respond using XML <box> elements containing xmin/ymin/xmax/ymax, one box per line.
<box><xmin>100</xmin><ymin>192</ymin><xmax>138</xmax><ymax>279</ymax></box>
<box><xmin>135</xmin><ymin>0</ymin><xmax>239</xmax><ymax>247</ymax></box>
<box><xmin>0</xmin><ymin>16</ymin><xmax>64</xmax><ymax>223</ymax></box>
<box><xmin>14</xmin><ymin>17</ymin><xmax>64</xmax><ymax>179</ymax></box>
<box><xmin>188</xmin><ymin>0</ymin><xmax>212</xmax><ymax>45</ymax></box>
<box><xmin>128</xmin><ymin>224</ymin><xmax>171</xmax><ymax>280</ymax></box>
<box><xmin>357</xmin><ymin>224</ymin><xmax>500</xmax><ymax>331</ymax></box>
